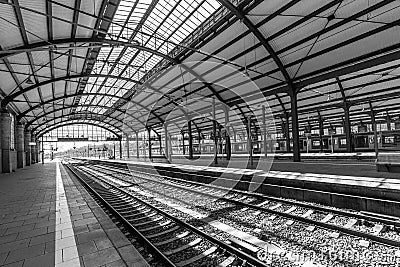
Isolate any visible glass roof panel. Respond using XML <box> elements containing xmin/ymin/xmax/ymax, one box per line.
<box><xmin>77</xmin><ymin>0</ymin><xmax>220</xmax><ymax>115</ymax></box>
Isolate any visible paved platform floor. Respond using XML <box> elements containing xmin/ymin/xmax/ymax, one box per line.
<box><xmin>0</xmin><ymin>160</ymin><xmax>148</xmax><ymax>267</ymax></box>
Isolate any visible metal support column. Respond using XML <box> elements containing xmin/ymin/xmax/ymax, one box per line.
<box><xmin>369</xmin><ymin>103</ymin><xmax>379</xmax><ymax>158</ymax></box>
<box><xmin>119</xmin><ymin>138</ymin><xmax>122</xmax><ymax>159</ymax></box>
<box><xmin>0</xmin><ymin>110</ymin><xmax>12</xmax><ymax>173</ymax></box>
<box><xmin>289</xmin><ymin>91</ymin><xmax>301</xmax><ymax>162</ymax></box>
<box><xmin>224</xmin><ymin>108</ymin><xmax>231</xmax><ymax>160</ymax></box>
<box><xmin>262</xmin><ymin>105</ymin><xmax>267</xmax><ymax>158</ymax></box>
<box><xmin>343</xmin><ymin>104</ymin><xmax>352</xmax><ymax>152</ymax></box>
<box><xmin>212</xmin><ymin>97</ymin><xmax>217</xmax><ymax>165</ymax></box>
<box><xmin>41</xmin><ymin>137</ymin><xmax>44</xmax><ymax>164</ymax></box>
<box><xmin>318</xmin><ymin>112</ymin><xmax>324</xmax><ymax>153</ymax></box>
<box><xmin>198</xmin><ymin>131</ymin><xmax>202</xmax><ymax>155</ymax></box>
<box><xmin>147</xmin><ymin>129</ymin><xmax>152</xmax><ymax>160</ymax></box>
<box><xmin>188</xmin><ymin>120</ymin><xmax>193</xmax><ymax>159</ymax></box>
<box><xmin>337</xmin><ymin>77</ymin><xmax>352</xmax><ymax>153</ymax></box>
<box><xmin>386</xmin><ymin>111</ymin><xmax>391</xmax><ymax>131</ymax></box>
<box><xmin>284</xmin><ymin>113</ymin><xmax>291</xmax><ymax>153</ymax></box>
<box><xmin>181</xmin><ymin>132</ymin><xmax>185</xmax><ymax>155</ymax></box>
<box><xmin>247</xmin><ymin>117</ymin><xmax>253</xmax><ymax>166</ymax></box>
<box><xmin>112</xmin><ymin>143</ymin><xmax>115</xmax><ymax>159</ymax></box>
<box><xmin>126</xmin><ymin>134</ymin><xmax>130</xmax><ymax>159</ymax></box>
<box><xmin>136</xmin><ymin>132</ymin><xmax>139</xmax><ymax>158</ymax></box>
<box><xmin>164</xmin><ymin>124</ymin><xmax>169</xmax><ymax>161</ymax></box>
<box><xmin>157</xmin><ymin>134</ymin><xmax>161</xmax><ymax>156</ymax></box>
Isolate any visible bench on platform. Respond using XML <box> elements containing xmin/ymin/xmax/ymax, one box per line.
<box><xmin>376</xmin><ymin>153</ymin><xmax>400</xmax><ymax>173</ymax></box>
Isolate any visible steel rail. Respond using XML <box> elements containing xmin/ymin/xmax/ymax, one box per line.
<box><xmin>67</xmin><ymin>162</ymin><xmax>267</xmax><ymax>267</ymax></box>
<box><xmin>65</xmin><ymin>164</ymin><xmax>176</xmax><ymax>266</ymax></box>
<box><xmin>87</xmin><ymin>160</ymin><xmax>400</xmax><ymax>248</ymax></box>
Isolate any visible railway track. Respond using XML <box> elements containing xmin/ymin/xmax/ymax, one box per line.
<box><xmin>65</xmin><ymin>162</ymin><xmax>267</xmax><ymax>267</ymax></box>
<box><xmin>81</xmin><ymin>160</ymin><xmax>400</xmax><ymax>250</ymax></box>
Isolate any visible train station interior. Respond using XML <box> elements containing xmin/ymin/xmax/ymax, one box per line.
<box><xmin>1</xmin><ymin>0</ymin><xmax>400</xmax><ymax>266</ymax></box>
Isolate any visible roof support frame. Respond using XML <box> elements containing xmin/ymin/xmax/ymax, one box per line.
<box><xmin>11</xmin><ymin>0</ymin><xmax>45</xmax><ymax>107</ymax></box>
<box><xmin>16</xmin><ymin>92</ymin><xmax>165</xmax><ymax>124</ymax></box>
<box><xmin>92</xmin><ymin>0</ymin><xmax>162</xmax><ymax>109</ymax></box>
<box><xmin>216</xmin><ymin>0</ymin><xmax>292</xmax><ymax>87</ymax></box>
<box><xmin>0</xmin><ymin>38</ymin><xmax>176</xmax><ymax>63</ymax></box>
<box><xmin>1</xmin><ymin>73</ymin><xmax>142</xmax><ymax>107</ymax></box>
<box><xmin>31</xmin><ymin>111</ymin><xmax>133</xmax><ymax>134</ymax></box>
<box><xmin>25</xmin><ymin>104</ymin><xmax>146</xmax><ymax>129</ymax></box>
<box><xmin>37</xmin><ymin>121</ymin><xmax>122</xmax><ymax>138</ymax></box>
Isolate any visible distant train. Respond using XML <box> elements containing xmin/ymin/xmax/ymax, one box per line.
<box><xmin>275</xmin><ymin>130</ymin><xmax>400</xmax><ymax>153</ymax></box>
<box><xmin>162</xmin><ymin>130</ymin><xmax>400</xmax><ymax>155</ymax></box>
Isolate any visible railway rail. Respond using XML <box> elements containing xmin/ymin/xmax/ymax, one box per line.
<box><xmin>80</xmin><ymin>160</ymin><xmax>400</xmax><ymax>249</ymax></box>
<box><xmin>65</xmin><ymin>161</ymin><xmax>267</xmax><ymax>267</ymax></box>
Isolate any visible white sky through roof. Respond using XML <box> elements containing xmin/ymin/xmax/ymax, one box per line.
<box><xmin>77</xmin><ymin>0</ymin><xmax>220</xmax><ymax>115</ymax></box>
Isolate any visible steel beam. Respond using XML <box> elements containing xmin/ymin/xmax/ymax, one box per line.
<box><xmin>0</xmin><ymin>38</ymin><xmax>177</xmax><ymax>63</ymax></box>
<box><xmin>1</xmin><ymin>74</ymin><xmax>142</xmax><ymax>108</ymax></box>
<box><xmin>24</xmin><ymin>104</ymin><xmax>145</xmax><ymax>129</ymax></box>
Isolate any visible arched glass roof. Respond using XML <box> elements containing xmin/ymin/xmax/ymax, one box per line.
<box><xmin>0</xmin><ymin>0</ymin><xmax>399</xmax><ymax>137</ymax></box>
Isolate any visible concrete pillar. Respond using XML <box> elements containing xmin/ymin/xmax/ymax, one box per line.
<box><xmin>16</xmin><ymin>123</ymin><xmax>26</xmax><ymax>168</ymax></box>
<box><xmin>0</xmin><ymin>110</ymin><xmax>12</xmax><ymax>173</ymax></box>
<box><xmin>31</xmin><ymin>135</ymin><xmax>36</xmax><ymax>164</ymax></box>
<box><xmin>25</xmin><ymin>130</ymin><xmax>31</xmax><ymax>166</ymax></box>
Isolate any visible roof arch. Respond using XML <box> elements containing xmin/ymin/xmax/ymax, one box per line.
<box><xmin>24</xmin><ymin>104</ymin><xmax>146</xmax><ymax>129</ymax></box>
<box><xmin>37</xmin><ymin>121</ymin><xmax>122</xmax><ymax>138</ymax></box>
<box><xmin>0</xmin><ymin>38</ymin><xmax>178</xmax><ymax>64</ymax></box>
<box><xmin>16</xmin><ymin>92</ymin><xmax>165</xmax><ymax>125</ymax></box>
<box><xmin>1</xmin><ymin>74</ymin><xmax>142</xmax><ymax>107</ymax></box>
<box><xmin>31</xmin><ymin>112</ymin><xmax>134</xmax><ymax>134</ymax></box>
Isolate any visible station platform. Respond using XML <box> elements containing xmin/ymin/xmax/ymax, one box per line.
<box><xmin>84</xmin><ymin>156</ymin><xmax>400</xmax><ymax>217</ymax></box>
<box><xmin>0</xmin><ymin>160</ymin><xmax>148</xmax><ymax>267</ymax></box>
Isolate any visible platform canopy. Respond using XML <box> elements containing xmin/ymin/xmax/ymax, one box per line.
<box><xmin>0</xmin><ymin>0</ymin><xmax>400</xmax><ymax>137</ymax></box>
